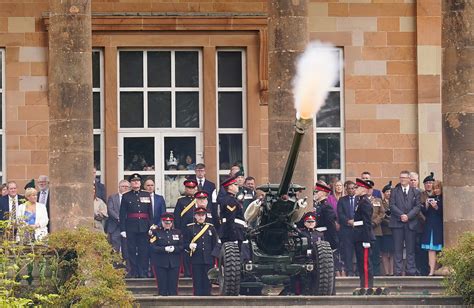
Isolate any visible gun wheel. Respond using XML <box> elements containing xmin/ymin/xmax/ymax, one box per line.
<box><xmin>218</xmin><ymin>241</ymin><xmax>241</xmax><ymax>296</ymax></box>
<box><xmin>311</xmin><ymin>240</ymin><xmax>335</xmax><ymax>295</ymax></box>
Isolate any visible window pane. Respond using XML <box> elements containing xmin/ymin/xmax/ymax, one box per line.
<box><xmin>148</xmin><ymin>51</ymin><xmax>171</xmax><ymax>87</ymax></box>
<box><xmin>93</xmin><ymin>92</ymin><xmax>100</xmax><ymax>129</ymax></box>
<box><xmin>317</xmin><ymin>133</ymin><xmax>341</xmax><ymax>169</ymax></box>
<box><xmin>120</xmin><ymin>92</ymin><xmax>143</xmax><ymax>128</ymax></box>
<box><xmin>176</xmin><ymin>92</ymin><xmax>199</xmax><ymax>128</ymax></box>
<box><xmin>218</xmin><ymin>51</ymin><xmax>242</xmax><ymax>87</ymax></box>
<box><xmin>0</xmin><ymin>53</ymin><xmax>2</xmax><ymax>87</ymax></box>
<box><xmin>219</xmin><ymin>134</ymin><xmax>242</xmax><ymax>170</ymax></box>
<box><xmin>218</xmin><ymin>92</ymin><xmax>243</xmax><ymax>128</ymax></box>
<box><xmin>119</xmin><ymin>51</ymin><xmax>143</xmax><ymax>87</ymax></box>
<box><xmin>92</xmin><ymin>51</ymin><xmax>100</xmax><ymax>88</ymax></box>
<box><xmin>175</xmin><ymin>51</ymin><xmax>198</xmax><ymax>87</ymax></box>
<box><xmin>0</xmin><ymin>96</ymin><xmax>2</xmax><ymax>130</ymax></box>
<box><xmin>94</xmin><ymin>134</ymin><xmax>100</xmax><ymax>171</ymax></box>
<box><xmin>333</xmin><ymin>50</ymin><xmax>341</xmax><ymax>88</ymax></box>
<box><xmin>0</xmin><ymin>135</ymin><xmax>2</xmax><ymax>172</ymax></box>
<box><xmin>148</xmin><ymin>92</ymin><xmax>171</xmax><ymax>128</ymax></box>
<box><xmin>316</xmin><ymin>174</ymin><xmax>341</xmax><ymax>186</ymax></box>
<box><xmin>316</xmin><ymin>92</ymin><xmax>340</xmax><ymax>128</ymax></box>
<box><xmin>164</xmin><ymin>137</ymin><xmax>196</xmax><ymax>171</ymax></box>
<box><xmin>124</xmin><ymin>137</ymin><xmax>155</xmax><ymax>171</ymax></box>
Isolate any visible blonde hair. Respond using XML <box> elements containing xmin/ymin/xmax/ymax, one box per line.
<box><xmin>25</xmin><ymin>187</ymin><xmax>38</xmax><ymax>198</ymax></box>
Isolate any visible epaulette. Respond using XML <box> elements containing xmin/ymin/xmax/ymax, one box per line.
<box><xmin>187</xmin><ymin>222</ymin><xmax>195</xmax><ymax>226</ymax></box>
<box><xmin>178</xmin><ymin>196</ymin><xmax>185</xmax><ymax>199</ymax></box>
<box><xmin>205</xmin><ymin>222</ymin><xmax>214</xmax><ymax>227</ymax></box>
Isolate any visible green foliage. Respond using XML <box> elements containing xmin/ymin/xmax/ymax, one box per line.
<box><xmin>47</xmin><ymin>227</ymin><xmax>134</xmax><ymax>307</ymax></box>
<box><xmin>439</xmin><ymin>232</ymin><xmax>474</xmax><ymax>305</ymax></box>
<box><xmin>0</xmin><ymin>221</ymin><xmax>134</xmax><ymax>307</ymax></box>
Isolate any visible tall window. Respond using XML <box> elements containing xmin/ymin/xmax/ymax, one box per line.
<box><xmin>314</xmin><ymin>48</ymin><xmax>344</xmax><ymax>185</ymax></box>
<box><xmin>118</xmin><ymin>49</ymin><xmax>203</xmax><ymax>208</ymax></box>
<box><xmin>92</xmin><ymin>50</ymin><xmax>104</xmax><ymax>182</ymax></box>
<box><xmin>216</xmin><ymin>50</ymin><xmax>246</xmax><ymax>183</ymax></box>
<box><xmin>0</xmin><ymin>49</ymin><xmax>4</xmax><ymax>183</ymax></box>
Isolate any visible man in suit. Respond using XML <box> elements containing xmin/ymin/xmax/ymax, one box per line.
<box><xmin>144</xmin><ymin>178</ymin><xmax>166</xmax><ymax>226</ymax></box>
<box><xmin>0</xmin><ymin>181</ymin><xmax>26</xmax><ymax>222</ymax></box>
<box><xmin>106</xmin><ymin>180</ymin><xmax>130</xmax><ymax>256</ymax></box>
<box><xmin>194</xmin><ymin>163</ymin><xmax>218</xmax><ymax>227</ymax></box>
<box><xmin>411</xmin><ymin>172</ymin><xmax>429</xmax><ymax>276</ymax></box>
<box><xmin>389</xmin><ymin>170</ymin><xmax>422</xmax><ymax>276</ymax></box>
<box><xmin>37</xmin><ymin>175</ymin><xmax>50</xmax><ymax>230</ymax></box>
<box><xmin>94</xmin><ymin>167</ymin><xmax>106</xmax><ymax>203</ymax></box>
<box><xmin>337</xmin><ymin>180</ymin><xmax>357</xmax><ymax>276</ymax></box>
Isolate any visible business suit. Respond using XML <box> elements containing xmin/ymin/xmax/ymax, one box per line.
<box><xmin>38</xmin><ymin>189</ymin><xmax>50</xmax><ymax>231</ymax></box>
<box><xmin>150</xmin><ymin>193</ymin><xmax>167</xmax><ymax>226</ymax></box>
<box><xmin>0</xmin><ymin>194</ymin><xmax>26</xmax><ymax>221</ymax></box>
<box><xmin>337</xmin><ymin>195</ymin><xmax>357</xmax><ymax>276</ymax></box>
<box><xmin>389</xmin><ymin>184</ymin><xmax>422</xmax><ymax>276</ymax></box>
<box><xmin>107</xmin><ymin>193</ymin><xmax>126</xmax><ymax>255</ymax></box>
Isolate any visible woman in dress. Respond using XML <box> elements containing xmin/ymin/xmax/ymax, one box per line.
<box><xmin>18</xmin><ymin>187</ymin><xmax>49</xmax><ymax>241</ymax></box>
<box><xmin>93</xmin><ymin>184</ymin><xmax>108</xmax><ymax>232</ymax></box>
<box><xmin>327</xmin><ymin>180</ymin><xmax>344</xmax><ymax>276</ymax></box>
<box><xmin>380</xmin><ymin>181</ymin><xmax>394</xmax><ymax>275</ymax></box>
<box><xmin>421</xmin><ymin>180</ymin><xmax>444</xmax><ymax>276</ymax></box>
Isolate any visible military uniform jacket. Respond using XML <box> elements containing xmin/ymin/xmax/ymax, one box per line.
<box><xmin>149</xmin><ymin>227</ymin><xmax>183</xmax><ymax>268</ymax></box>
<box><xmin>353</xmin><ymin>195</ymin><xmax>375</xmax><ymax>243</ymax></box>
<box><xmin>237</xmin><ymin>187</ymin><xmax>256</xmax><ymax>212</ymax></box>
<box><xmin>184</xmin><ymin>223</ymin><xmax>218</xmax><ymax>265</ymax></box>
<box><xmin>300</xmin><ymin>227</ymin><xmax>325</xmax><ymax>246</ymax></box>
<box><xmin>173</xmin><ymin>196</ymin><xmax>195</xmax><ymax>231</ymax></box>
<box><xmin>315</xmin><ymin>199</ymin><xmax>338</xmax><ymax>249</ymax></box>
<box><xmin>369</xmin><ymin>196</ymin><xmax>385</xmax><ymax>236</ymax></box>
<box><xmin>217</xmin><ymin>192</ymin><xmax>246</xmax><ymax>241</ymax></box>
<box><xmin>119</xmin><ymin>189</ymin><xmax>153</xmax><ymax>233</ymax></box>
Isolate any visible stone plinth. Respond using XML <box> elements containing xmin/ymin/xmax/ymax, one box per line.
<box><xmin>441</xmin><ymin>0</ymin><xmax>474</xmax><ymax>247</ymax></box>
<box><xmin>48</xmin><ymin>0</ymin><xmax>93</xmax><ymax>230</ymax></box>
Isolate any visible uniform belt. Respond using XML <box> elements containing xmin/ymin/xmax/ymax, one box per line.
<box><xmin>127</xmin><ymin>213</ymin><xmax>149</xmax><ymax>219</ymax></box>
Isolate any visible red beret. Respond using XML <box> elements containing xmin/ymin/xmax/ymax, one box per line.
<box><xmin>222</xmin><ymin>177</ymin><xmax>237</xmax><ymax>188</ymax></box>
<box><xmin>184</xmin><ymin>179</ymin><xmax>198</xmax><ymax>188</ymax></box>
<box><xmin>161</xmin><ymin>213</ymin><xmax>174</xmax><ymax>221</ymax></box>
<box><xmin>314</xmin><ymin>182</ymin><xmax>331</xmax><ymax>193</ymax></box>
<box><xmin>303</xmin><ymin>212</ymin><xmax>317</xmax><ymax>222</ymax></box>
<box><xmin>194</xmin><ymin>191</ymin><xmax>208</xmax><ymax>199</ymax></box>
<box><xmin>356</xmin><ymin>178</ymin><xmax>373</xmax><ymax>189</ymax></box>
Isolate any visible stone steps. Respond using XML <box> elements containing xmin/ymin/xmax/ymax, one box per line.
<box><xmin>127</xmin><ymin>276</ymin><xmax>446</xmax><ymax>297</ymax></box>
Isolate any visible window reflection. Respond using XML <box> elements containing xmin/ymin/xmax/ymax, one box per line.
<box><xmin>164</xmin><ymin>137</ymin><xmax>196</xmax><ymax>171</ymax></box>
<box><xmin>124</xmin><ymin>137</ymin><xmax>155</xmax><ymax>171</ymax></box>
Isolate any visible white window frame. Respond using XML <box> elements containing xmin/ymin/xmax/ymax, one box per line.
<box><xmin>117</xmin><ymin>49</ymin><xmax>203</xmax><ymax>132</ymax></box>
<box><xmin>314</xmin><ymin>48</ymin><xmax>345</xmax><ymax>183</ymax></box>
<box><xmin>0</xmin><ymin>49</ymin><xmax>5</xmax><ymax>182</ymax></box>
<box><xmin>216</xmin><ymin>49</ymin><xmax>247</xmax><ymax>184</ymax></box>
<box><xmin>93</xmin><ymin>49</ymin><xmax>105</xmax><ymax>183</ymax></box>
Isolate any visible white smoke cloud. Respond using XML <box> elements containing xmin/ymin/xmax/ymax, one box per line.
<box><xmin>292</xmin><ymin>41</ymin><xmax>340</xmax><ymax>120</ymax></box>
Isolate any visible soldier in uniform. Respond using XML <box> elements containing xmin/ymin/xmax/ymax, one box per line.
<box><xmin>367</xmin><ymin>179</ymin><xmax>386</xmax><ymax>276</ymax></box>
<box><xmin>217</xmin><ymin>176</ymin><xmax>246</xmax><ymax>244</ymax></box>
<box><xmin>119</xmin><ymin>173</ymin><xmax>153</xmax><ymax>278</ymax></box>
<box><xmin>194</xmin><ymin>190</ymin><xmax>216</xmax><ymax>225</ymax></box>
<box><xmin>149</xmin><ymin>213</ymin><xmax>183</xmax><ymax>296</ymax></box>
<box><xmin>173</xmin><ymin>178</ymin><xmax>198</xmax><ymax>277</ymax></box>
<box><xmin>300</xmin><ymin>212</ymin><xmax>325</xmax><ymax>245</ymax></box>
<box><xmin>353</xmin><ymin>178</ymin><xmax>375</xmax><ymax>288</ymax></box>
<box><xmin>184</xmin><ymin>207</ymin><xmax>219</xmax><ymax>296</ymax></box>
<box><xmin>312</xmin><ymin>182</ymin><xmax>338</xmax><ymax>252</ymax></box>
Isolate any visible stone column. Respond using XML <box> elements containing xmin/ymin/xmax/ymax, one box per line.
<box><xmin>268</xmin><ymin>0</ymin><xmax>313</xmax><ymax>197</ymax></box>
<box><xmin>48</xmin><ymin>0</ymin><xmax>94</xmax><ymax>231</ymax></box>
<box><xmin>442</xmin><ymin>0</ymin><xmax>474</xmax><ymax>247</ymax></box>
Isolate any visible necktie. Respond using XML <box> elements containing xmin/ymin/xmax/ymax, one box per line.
<box><xmin>40</xmin><ymin>191</ymin><xmax>46</xmax><ymax>204</ymax></box>
<box><xmin>10</xmin><ymin>197</ymin><xmax>17</xmax><ymax>221</ymax></box>
<box><xmin>404</xmin><ymin>188</ymin><xmax>408</xmax><ymax>196</ymax></box>
<box><xmin>350</xmin><ymin>197</ymin><xmax>354</xmax><ymax>215</ymax></box>
<box><xmin>198</xmin><ymin>180</ymin><xmax>203</xmax><ymax>191</ymax></box>
<box><xmin>150</xmin><ymin>193</ymin><xmax>155</xmax><ymax>217</ymax></box>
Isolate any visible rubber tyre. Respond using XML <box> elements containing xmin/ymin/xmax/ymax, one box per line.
<box><xmin>218</xmin><ymin>242</ymin><xmax>241</xmax><ymax>296</ymax></box>
<box><xmin>311</xmin><ymin>240</ymin><xmax>335</xmax><ymax>295</ymax></box>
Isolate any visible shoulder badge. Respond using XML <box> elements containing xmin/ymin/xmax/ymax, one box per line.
<box><xmin>226</xmin><ymin>205</ymin><xmax>236</xmax><ymax>212</ymax></box>
<box><xmin>205</xmin><ymin>222</ymin><xmax>214</xmax><ymax>227</ymax></box>
<box><xmin>187</xmin><ymin>222</ymin><xmax>196</xmax><ymax>226</ymax></box>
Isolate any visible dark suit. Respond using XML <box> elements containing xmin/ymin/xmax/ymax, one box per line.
<box><xmin>0</xmin><ymin>194</ymin><xmax>26</xmax><ymax>221</ymax></box>
<box><xmin>389</xmin><ymin>184</ymin><xmax>422</xmax><ymax>276</ymax></box>
<box><xmin>150</xmin><ymin>193</ymin><xmax>167</xmax><ymax>226</ymax></box>
<box><xmin>38</xmin><ymin>189</ymin><xmax>50</xmax><ymax>231</ymax></box>
<box><xmin>337</xmin><ymin>195</ymin><xmax>357</xmax><ymax>275</ymax></box>
<box><xmin>95</xmin><ymin>180</ymin><xmax>107</xmax><ymax>203</ymax></box>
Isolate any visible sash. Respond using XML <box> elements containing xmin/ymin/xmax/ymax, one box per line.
<box><xmin>189</xmin><ymin>224</ymin><xmax>210</xmax><ymax>256</ymax></box>
<box><xmin>180</xmin><ymin>199</ymin><xmax>196</xmax><ymax>217</ymax></box>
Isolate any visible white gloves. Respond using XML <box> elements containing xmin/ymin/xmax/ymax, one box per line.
<box><xmin>362</xmin><ymin>242</ymin><xmax>371</xmax><ymax>248</ymax></box>
<box><xmin>120</xmin><ymin>231</ymin><xmax>127</xmax><ymax>238</ymax></box>
<box><xmin>297</xmin><ymin>198</ymin><xmax>308</xmax><ymax>209</ymax></box>
<box><xmin>165</xmin><ymin>246</ymin><xmax>175</xmax><ymax>253</ymax></box>
<box><xmin>189</xmin><ymin>243</ymin><xmax>197</xmax><ymax>250</ymax></box>
<box><xmin>148</xmin><ymin>224</ymin><xmax>158</xmax><ymax>236</ymax></box>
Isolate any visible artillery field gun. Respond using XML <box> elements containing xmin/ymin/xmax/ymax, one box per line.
<box><xmin>212</xmin><ymin>43</ymin><xmax>339</xmax><ymax>296</ymax></box>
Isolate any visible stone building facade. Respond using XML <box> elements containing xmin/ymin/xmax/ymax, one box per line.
<box><xmin>0</xmin><ymin>0</ymin><xmax>443</xmax><ymax>204</ymax></box>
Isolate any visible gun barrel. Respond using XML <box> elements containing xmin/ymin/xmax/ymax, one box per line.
<box><xmin>277</xmin><ymin>118</ymin><xmax>312</xmax><ymax>197</ymax></box>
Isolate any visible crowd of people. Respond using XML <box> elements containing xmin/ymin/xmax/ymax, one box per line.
<box><xmin>0</xmin><ymin>165</ymin><xmax>444</xmax><ymax>295</ymax></box>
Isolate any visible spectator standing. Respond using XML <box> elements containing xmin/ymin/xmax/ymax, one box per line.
<box><xmin>94</xmin><ymin>167</ymin><xmax>107</xmax><ymax>203</ymax></box>
<box><xmin>1</xmin><ymin>183</ymin><xmax>7</xmax><ymax>197</ymax></box>
<box><xmin>37</xmin><ymin>175</ymin><xmax>51</xmax><ymax>230</ymax></box>
<box><xmin>380</xmin><ymin>181</ymin><xmax>394</xmax><ymax>276</ymax></box>
<box><xmin>327</xmin><ymin>180</ymin><xmax>344</xmax><ymax>217</ymax></box>
<box><xmin>194</xmin><ymin>163</ymin><xmax>218</xmax><ymax>227</ymax></box>
<box><xmin>337</xmin><ymin>180</ymin><xmax>357</xmax><ymax>276</ymax></box>
<box><xmin>240</xmin><ymin>176</ymin><xmax>257</xmax><ymax>213</ymax></box>
<box><xmin>144</xmin><ymin>178</ymin><xmax>166</xmax><ymax>226</ymax></box>
<box><xmin>0</xmin><ymin>181</ymin><xmax>26</xmax><ymax>222</ymax></box>
<box><xmin>93</xmin><ymin>185</ymin><xmax>108</xmax><ymax>232</ymax></box>
<box><xmin>410</xmin><ymin>171</ymin><xmax>429</xmax><ymax>276</ymax></box>
<box><xmin>389</xmin><ymin>170</ymin><xmax>422</xmax><ymax>276</ymax></box>
<box><xmin>18</xmin><ymin>185</ymin><xmax>49</xmax><ymax>241</ymax></box>
<box><xmin>421</xmin><ymin>180</ymin><xmax>444</xmax><ymax>276</ymax></box>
